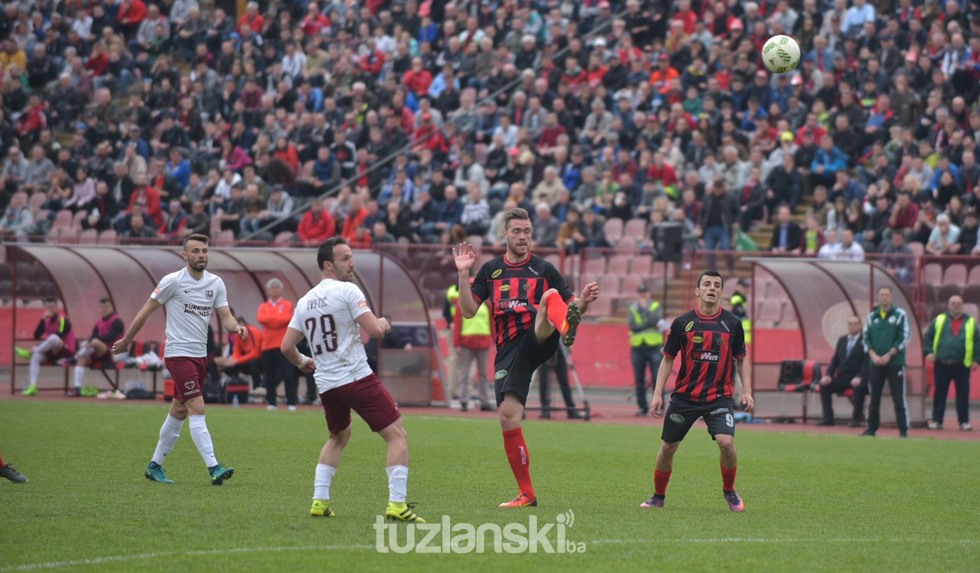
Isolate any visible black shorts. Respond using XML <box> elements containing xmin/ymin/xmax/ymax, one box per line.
<box><xmin>493</xmin><ymin>329</ymin><xmax>561</xmax><ymax>407</ymax></box>
<box><xmin>661</xmin><ymin>395</ymin><xmax>736</xmax><ymax>443</ymax></box>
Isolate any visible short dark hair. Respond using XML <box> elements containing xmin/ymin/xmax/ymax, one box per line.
<box><xmin>317</xmin><ymin>237</ymin><xmax>348</xmax><ymax>271</ymax></box>
<box><xmin>183</xmin><ymin>233</ymin><xmax>209</xmax><ymax>249</ymax></box>
<box><xmin>43</xmin><ymin>297</ymin><xmax>57</xmax><ymax>305</ymax></box>
<box><xmin>696</xmin><ymin>270</ymin><xmax>724</xmax><ymax>289</ymax></box>
<box><xmin>503</xmin><ymin>207</ymin><xmax>531</xmax><ymax>230</ymax></box>
<box><xmin>99</xmin><ymin>298</ymin><xmax>111</xmax><ymax>305</ymax></box>
<box><xmin>877</xmin><ymin>285</ymin><xmax>892</xmax><ymax>294</ymax></box>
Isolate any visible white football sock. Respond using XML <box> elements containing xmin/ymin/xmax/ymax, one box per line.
<box><xmin>189</xmin><ymin>415</ymin><xmax>218</xmax><ymax>467</ymax></box>
<box><xmin>76</xmin><ymin>342</ymin><xmax>94</xmax><ymax>359</ymax></box>
<box><xmin>386</xmin><ymin>465</ymin><xmax>408</xmax><ymax>503</ymax></box>
<box><xmin>151</xmin><ymin>415</ymin><xmax>184</xmax><ymax>465</ymax></box>
<box><xmin>313</xmin><ymin>464</ymin><xmax>337</xmax><ymax>500</ymax></box>
<box><xmin>73</xmin><ymin>365</ymin><xmax>85</xmax><ymax>388</ymax></box>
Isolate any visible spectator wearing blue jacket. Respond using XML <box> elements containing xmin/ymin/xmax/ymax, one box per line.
<box><xmin>165</xmin><ymin>148</ymin><xmax>190</xmax><ymax>188</ymax></box>
<box><xmin>811</xmin><ymin>135</ymin><xmax>847</xmax><ymax>188</ymax></box>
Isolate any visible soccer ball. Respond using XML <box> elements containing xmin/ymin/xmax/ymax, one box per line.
<box><xmin>761</xmin><ymin>35</ymin><xmax>801</xmax><ymax>74</ymax></box>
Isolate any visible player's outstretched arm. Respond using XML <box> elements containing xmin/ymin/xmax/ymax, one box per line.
<box><xmin>112</xmin><ymin>298</ymin><xmax>162</xmax><ymax>355</ymax></box>
<box><xmin>216</xmin><ymin>305</ymin><xmax>247</xmax><ymax>340</ymax></box>
<box><xmin>575</xmin><ymin>281</ymin><xmax>600</xmax><ymax>315</ymax></box>
<box><xmin>281</xmin><ymin>327</ymin><xmax>315</xmax><ymax>373</ymax></box>
<box><xmin>453</xmin><ymin>242</ymin><xmax>480</xmax><ymax>319</ymax></box>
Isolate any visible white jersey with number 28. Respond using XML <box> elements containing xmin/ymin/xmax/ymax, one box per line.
<box><xmin>289</xmin><ymin>278</ymin><xmax>374</xmax><ymax>393</ymax></box>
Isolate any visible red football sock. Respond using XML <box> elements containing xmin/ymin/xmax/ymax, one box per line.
<box><xmin>654</xmin><ymin>470</ymin><xmax>671</xmax><ymax>496</ymax></box>
<box><xmin>502</xmin><ymin>428</ymin><xmax>535</xmax><ymax>497</ymax></box>
<box><xmin>544</xmin><ymin>291</ymin><xmax>570</xmax><ymax>335</ymax></box>
<box><xmin>721</xmin><ymin>465</ymin><xmax>737</xmax><ymax>491</ymax></box>
<box><xmin>0</xmin><ymin>452</ymin><xmax>5</xmax><ymax>468</ymax></box>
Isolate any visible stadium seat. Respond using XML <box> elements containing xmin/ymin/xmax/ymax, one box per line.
<box><xmin>274</xmin><ymin>231</ymin><xmax>294</xmax><ymax>246</ymax></box>
<box><xmin>624</xmin><ymin>218</ymin><xmax>647</xmax><ymax>241</ymax></box>
<box><xmin>629</xmin><ymin>256</ymin><xmax>652</xmax><ymax>276</ymax></box>
<box><xmin>922</xmin><ymin>263</ymin><xmax>943</xmax><ymax>285</ymax></box>
<box><xmin>607</xmin><ymin>255</ymin><xmax>630</xmax><ymax>275</ymax></box>
<box><xmin>603</xmin><ymin>218</ymin><xmax>624</xmax><ymax>244</ymax></box>
<box><xmin>52</xmin><ymin>209</ymin><xmax>73</xmax><ymax>230</ymax></box>
<box><xmin>213</xmin><ymin>230</ymin><xmax>235</xmax><ymax>246</ymax></box>
<box><xmin>597</xmin><ymin>274</ymin><xmax>621</xmax><ymax>297</ymax></box>
<box><xmin>78</xmin><ymin>229</ymin><xmax>99</xmax><ymax>244</ymax></box>
<box><xmin>71</xmin><ymin>210</ymin><xmax>87</xmax><ymax>229</ymax></box>
<box><xmin>937</xmin><ymin>284</ymin><xmax>962</xmax><ymax>303</ymax></box>
<box><xmin>943</xmin><ymin>264</ymin><xmax>967</xmax><ymax>285</ymax></box>
<box><xmin>907</xmin><ymin>241</ymin><xmax>924</xmax><ymax>257</ymax></box>
<box><xmin>98</xmin><ymin>230</ymin><xmax>117</xmax><ymax>244</ymax></box>
<box><xmin>621</xmin><ymin>274</ymin><xmax>644</xmax><ymax>296</ymax></box>
<box><xmin>583</xmin><ymin>256</ymin><xmax>607</xmax><ymax>275</ymax></box>
<box><xmin>615</xmin><ymin>236</ymin><xmax>637</xmax><ymax>251</ymax></box>
<box><xmin>585</xmin><ymin>293</ymin><xmax>613</xmax><ymax>317</ymax></box>
<box><xmin>962</xmin><ymin>284</ymin><xmax>980</xmax><ymax>305</ymax></box>
<box><xmin>28</xmin><ymin>192</ymin><xmax>47</xmax><ymax>212</ymax></box>
<box><xmin>967</xmin><ymin>266</ymin><xmax>980</xmax><ymax>285</ymax></box>
<box><xmin>649</xmin><ymin>262</ymin><xmax>674</xmax><ymax>279</ymax></box>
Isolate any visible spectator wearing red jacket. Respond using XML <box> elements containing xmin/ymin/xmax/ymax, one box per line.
<box><xmin>297</xmin><ymin>200</ymin><xmax>336</xmax><ymax>246</ymax></box>
<box><xmin>237</xmin><ymin>2</ymin><xmax>264</xmax><ymax>35</ymax></box>
<box><xmin>117</xmin><ymin>0</ymin><xmax>147</xmax><ymax>37</ymax></box>
<box><xmin>341</xmin><ymin>194</ymin><xmax>369</xmax><ymax>242</ymax></box>
<box><xmin>403</xmin><ymin>57</ymin><xmax>433</xmax><ymax>96</ymax></box>
<box><xmin>127</xmin><ymin>175</ymin><xmax>164</xmax><ymax>228</ymax></box>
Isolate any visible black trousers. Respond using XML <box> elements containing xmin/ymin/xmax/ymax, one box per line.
<box><xmin>867</xmin><ymin>364</ymin><xmax>908</xmax><ymax>432</ymax></box>
<box><xmin>819</xmin><ymin>376</ymin><xmax>868</xmax><ymax>421</ymax></box>
<box><xmin>539</xmin><ymin>350</ymin><xmax>576</xmax><ymax>413</ymax></box>
<box><xmin>932</xmin><ymin>362</ymin><xmax>971</xmax><ymax>425</ymax></box>
<box><xmin>631</xmin><ymin>345</ymin><xmax>663</xmax><ymax>414</ymax></box>
<box><xmin>263</xmin><ymin>349</ymin><xmax>298</xmax><ymax>407</ymax></box>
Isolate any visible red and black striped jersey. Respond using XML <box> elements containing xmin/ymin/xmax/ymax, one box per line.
<box><xmin>470</xmin><ymin>254</ymin><xmax>573</xmax><ymax>347</ymax></box>
<box><xmin>663</xmin><ymin>307</ymin><xmax>746</xmax><ymax>402</ymax></box>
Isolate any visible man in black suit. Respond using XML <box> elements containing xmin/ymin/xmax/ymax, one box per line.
<box><xmin>816</xmin><ymin>315</ymin><xmax>869</xmax><ymax>427</ymax></box>
<box><xmin>769</xmin><ymin>205</ymin><xmax>803</xmax><ymax>254</ymax></box>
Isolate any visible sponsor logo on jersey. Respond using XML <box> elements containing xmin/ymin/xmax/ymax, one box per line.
<box><xmin>495</xmin><ymin>369</ymin><xmax>508</xmax><ymax>380</ymax></box>
<box><xmin>692</xmin><ymin>335</ymin><xmax>703</xmax><ymax>344</ymax></box>
<box><xmin>684</xmin><ymin>320</ymin><xmax>694</xmax><ymax>332</ymax></box>
<box><xmin>206</xmin><ymin>290</ymin><xmax>214</xmax><ymax>299</ymax></box>
<box><xmin>669</xmin><ymin>413</ymin><xmax>684</xmax><ymax>423</ymax></box>
<box><xmin>709</xmin><ymin>407</ymin><xmax>729</xmax><ymax>416</ymax></box>
<box><xmin>693</xmin><ymin>350</ymin><xmax>720</xmax><ymax>363</ymax></box>
<box><xmin>182</xmin><ymin>303</ymin><xmax>213</xmax><ymax>317</ymax></box>
<box><xmin>499</xmin><ymin>284</ymin><xmax>511</xmax><ymax>292</ymax></box>
<box><xmin>491</xmin><ymin>269</ymin><xmax>503</xmax><ymax>279</ymax></box>
<box><xmin>184</xmin><ymin>381</ymin><xmax>196</xmax><ymax>390</ymax></box>
<box><xmin>498</xmin><ymin>298</ymin><xmax>529</xmax><ymax>310</ymax></box>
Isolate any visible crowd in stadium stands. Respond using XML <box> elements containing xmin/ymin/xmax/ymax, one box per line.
<box><xmin>1</xmin><ymin>0</ymin><xmax>980</xmax><ymax>265</ymax></box>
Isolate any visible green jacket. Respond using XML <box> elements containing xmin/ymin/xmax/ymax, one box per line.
<box><xmin>923</xmin><ymin>313</ymin><xmax>978</xmax><ymax>366</ymax></box>
<box><xmin>863</xmin><ymin>305</ymin><xmax>911</xmax><ymax>367</ymax></box>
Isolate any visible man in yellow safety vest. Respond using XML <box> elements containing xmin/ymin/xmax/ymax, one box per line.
<box><xmin>454</xmin><ymin>277</ymin><xmax>494</xmax><ymax>412</ymax></box>
<box><xmin>444</xmin><ymin>283</ymin><xmax>461</xmax><ymax>407</ymax></box>
<box><xmin>629</xmin><ymin>284</ymin><xmax>668</xmax><ymax>416</ymax></box>
<box><xmin>923</xmin><ymin>294</ymin><xmax>979</xmax><ymax>431</ymax></box>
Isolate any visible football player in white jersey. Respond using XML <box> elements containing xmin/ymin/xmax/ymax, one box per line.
<box><xmin>113</xmin><ymin>234</ymin><xmax>248</xmax><ymax>486</ymax></box>
<box><xmin>280</xmin><ymin>237</ymin><xmax>425</xmax><ymax>522</ymax></box>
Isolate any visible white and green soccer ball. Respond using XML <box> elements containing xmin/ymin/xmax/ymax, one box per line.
<box><xmin>761</xmin><ymin>35</ymin><xmax>801</xmax><ymax>74</ymax></box>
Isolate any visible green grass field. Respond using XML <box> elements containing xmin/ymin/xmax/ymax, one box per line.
<box><xmin>1</xmin><ymin>400</ymin><xmax>977</xmax><ymax>573</ymax></box>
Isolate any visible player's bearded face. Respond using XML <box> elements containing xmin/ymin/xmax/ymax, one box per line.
<box><xmin>505</xmin><ymin>222</ymin><xmax>532</xmax><ymax>256</ymax></box>
<box><xmin>183</xmin><ymin>242</ymin><xmax>208</xmax><ymax>271</ymax></box>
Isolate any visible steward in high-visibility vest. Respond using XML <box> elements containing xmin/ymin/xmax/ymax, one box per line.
<box><xmin>444</xmin><ymin>283</ymin><xmax>460</xmax><ymax>328</ymax></box>
<box><xmin>730</xmin><ymin>279</ymin><xmax>752</xmax><ymax>345</ymax></box>
<box><xmin>453</xmin><ymin>278</ymin><xmax>493</xmax><ymax>411</ymax></box>
<box><xmin>628</xmin><ymin>284</ymin><xmax>665</xmax><ymax>416</ymax></box>
<box><xmin>923</xmin><ymin>296</ymin><xmax>980</xmax><ymax>430</ymax></box>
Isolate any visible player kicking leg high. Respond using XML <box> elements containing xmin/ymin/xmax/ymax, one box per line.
<box><xmin>453</xmin><ymin>207</ymin><xmax>599</xmax><ymax>507</ymax></box>
<box><xmin>280</xmin><ymin>237</ymin><xmax>424</xmax><ymax>522</ymax></box>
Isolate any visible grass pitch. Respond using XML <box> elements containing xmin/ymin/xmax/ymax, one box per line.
<box><xmin>0</xmin><ymin>400</ymin><xmax>977</xmax><ymax>572</ymax></box>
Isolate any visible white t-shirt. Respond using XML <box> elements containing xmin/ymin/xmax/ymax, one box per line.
<box><xmin>151</xmin><ymin>267</ymin><xmax>229</xmax><ymax>358</ymax></box>
<box><xmin>289</xmin><ymin>278</ymin><xmax>373</xmax><ymax>393</ymax></box>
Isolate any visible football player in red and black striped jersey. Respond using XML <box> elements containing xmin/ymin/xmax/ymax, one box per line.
<box><xmin>641</xmin><ymin>270</ymin><xmax>754</xmax><ymax>512</ymax></box>
<box><xmin>454</xmin><ymin>208</ymin><xmax>599</xmax><ymax>508</ymax></box>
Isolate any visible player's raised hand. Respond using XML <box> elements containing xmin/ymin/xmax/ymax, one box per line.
<box><xmin>581</xmin><ymin>281</ymin><xmax>600</xmax><ymax>303</ymax></box>
<box><xmin>453</xmin><ymin>242</ymin><xmax>477</xmax><ymax>272</ymax></box>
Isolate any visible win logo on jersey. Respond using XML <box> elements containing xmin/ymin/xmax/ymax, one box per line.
<box><xmin>498</xmin><ymin>298</ymin><xmax>529</xmax><ymax>310</ymax></box>
<box><xmin>693</xmin><ymin>350</ymin><xmax>720</xmax><ymax>363</ymax></box>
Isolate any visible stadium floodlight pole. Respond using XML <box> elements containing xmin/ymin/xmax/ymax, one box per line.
<box><xmin>240</xmin><ymin>8</ymin><xmax>631</xmax><ymax>242</ymax></box>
